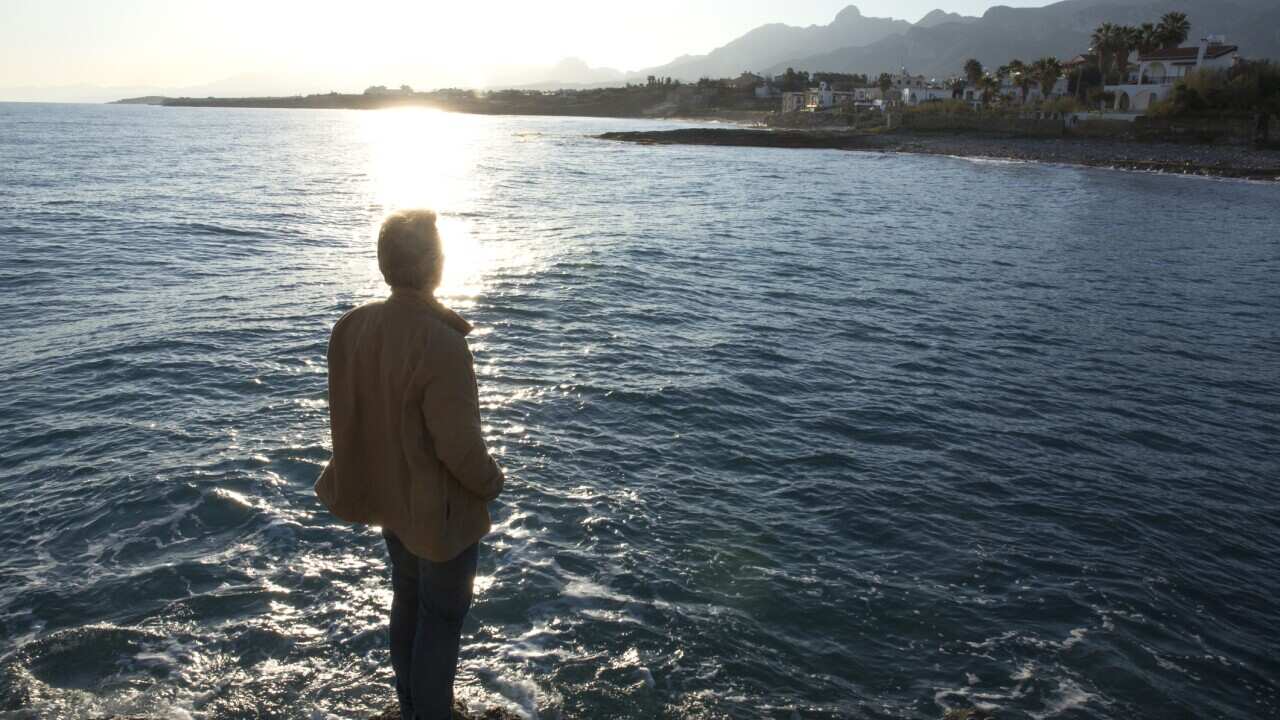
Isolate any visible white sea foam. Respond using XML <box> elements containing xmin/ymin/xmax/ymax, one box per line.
<box><xmin>1030</xmin><ymin>677</ymin><xmax>1104</xmax><ymax>720</ymax></box>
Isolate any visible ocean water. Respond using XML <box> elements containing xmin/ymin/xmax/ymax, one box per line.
<box><xmin>1</xmin><ymin>102</ymin><xmax>1278</xmax><ymax>720</ymax></box>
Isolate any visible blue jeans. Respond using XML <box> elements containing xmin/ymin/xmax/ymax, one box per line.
<box><xmin>384</xmin><ymin>530</ymin><xmax>479</xmax><ymax>720</ymax></box>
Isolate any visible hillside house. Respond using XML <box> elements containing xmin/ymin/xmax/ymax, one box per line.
<box><xmin>1106</xmin><ymin>35</ymin><xmax>1240</xmax><ymax>112</ymax></box>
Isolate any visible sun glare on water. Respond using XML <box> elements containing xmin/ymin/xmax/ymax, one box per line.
<box><xmin>355</xmin><ymin>108</ymin><xmax>494</xmax><ymax>304</ymax></box>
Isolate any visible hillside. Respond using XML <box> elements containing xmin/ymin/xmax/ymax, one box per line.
<box><xmin>765</xmin><ymin>0</ymin><xmax>1279</xmax><ymax>78</ymax></box>
<box><xmin>914</xmin><ymin>9</ymin><xmax>979</xmax><ymax>28</ymax></box>
<box><xmin>637</xmin><ymin>6</ymin><xmax>911</xmax><ymax>80</ymax></box>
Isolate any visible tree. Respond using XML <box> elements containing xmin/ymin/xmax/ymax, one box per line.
<box><xmin>1088</xmin><ymin>88</ymin><xmax>1116</xmax><ymax>111</ymax></box>
<box><xmin>996</xmin><ymin>63</ymin><xmax>1014</xmax><ymax>99</ymax></box>
<box><xmin>964</xmin><ymin>58</ymin><xmax>985</xmax><ymax>87</ymax></box>
<box><xmin>878</xmin><ymin>72</ymin><xmax>893</xmax><ymax>97</ymax></box>
<box><xmin>1161</xmin><ymin>60</ymin><xmax>1280</xmax><ymax>115</ymax></box>
<box><xmin>1005</xmin><ymin>59</ymin><xmax>1031</xmax><ymax>102</ymax></box>
<box><xmin>948</xmin><ymin>77</ymin><xmax>966</xmax><ymax>99</ymax></box>
<box><xmin>1073</xmin><ymin>65</ymin><xmax>1103</xmax><ymax>102</ymax></box>
<box><xmin>1090</xmin><ymin>23</ymin><xmax>1125</xmax><ymax>78</ymax></box>
<box><xmin>814</xmin><ymin>72</ymin><xmax>869</xmax><ymax>91</ymax></box>
<box><xmin>979</xmin><ymin>75</ymin><xmax>1000</xmax><ymax>104</ymax></box>
<box><xmin>1031</xmin><ymin>57</ymin><xmax>1064</xmax><ymax>105</ymax></box>
<box><xmin>1113</xmin><ymin>26</ymin><xmax>1140</xmax><ymax>79</ymax></box>
<box><xmin>780</xmin><ymin>67</ymin><xmax>811</xmax><ymax>92</ymax></box>
<box><xmin>1137</xmin><ymin>23</ymin><xmax>1161</xmax><ymax>55</ymax></box>
<box><xmin>1157</xmin><ymin>12</ymin><xmax>1191</xmax><ymax>49</ymax></box>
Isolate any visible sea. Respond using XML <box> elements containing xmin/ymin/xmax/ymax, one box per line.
<box><xmin>0</xmin><ymin>102</ymin><xmax>1277</xmax><ymax>720</ymax></box>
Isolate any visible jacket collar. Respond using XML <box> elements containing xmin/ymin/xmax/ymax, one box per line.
<box><xmin>389</xmin><ymin>287</ymin><xmax>473</xmax><ymax>336</ymax></box>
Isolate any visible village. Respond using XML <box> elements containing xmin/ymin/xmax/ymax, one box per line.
<box><xmin>153</xmin><ymin>10</ymin><xmax>1276</xmax><ymax>150</ymax></box>
<box><xmin>760</xmin><ymin>12</ymin><xmax>1250</xmax><ymax>121</ymax></box>
<box><xmin>598</xmin><ymin>10</ymin><xmax>1279</xmax><ymax>181</ymax></box>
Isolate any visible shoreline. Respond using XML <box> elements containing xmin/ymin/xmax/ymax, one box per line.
<box><xmin>122</xmin><ymin>94</ymin><xmax>772</xmax><ymax>125</ymax></box>
<box><xmin>598</xmin><ymin>128</ymin><xmax>1280</xmax><ymax>182</ymax></box>
<box><xmin>108</xmin><ymin>97</ymin><xmax>769</xmax><ymax>126</ymax></box>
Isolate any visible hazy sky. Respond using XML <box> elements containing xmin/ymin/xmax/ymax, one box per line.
<box><xmin>1</xmin><ymin>0</ymin><xmax>1057</xmax><ymax>91</ymax></box>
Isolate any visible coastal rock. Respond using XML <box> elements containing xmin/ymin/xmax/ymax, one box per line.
<box><xmin>598</xmin><ymin>128</ymin><xmax>879</xmax><ymax>150</ymax></box>
<box><xmin>598</xmin><ymin>128</ymin><xmax>1280</xmax><ymax>181</ymax></box>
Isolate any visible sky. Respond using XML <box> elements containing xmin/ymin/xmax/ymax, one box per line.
<box><xmin>0</xmin><ymin>0</ymin><xmax>1058</xmax><ymax>95</ymax></box>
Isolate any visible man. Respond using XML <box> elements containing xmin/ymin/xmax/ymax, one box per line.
<box><xmin>316</xmin><ymin>209</ymin><xmax>505</xmax><ymax>720</ymax></box>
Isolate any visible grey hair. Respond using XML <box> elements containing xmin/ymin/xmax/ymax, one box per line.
<box><xmin>377</xmin><ymin>209</ymin><xmax>442</xmax><ymax>290</ymax></box>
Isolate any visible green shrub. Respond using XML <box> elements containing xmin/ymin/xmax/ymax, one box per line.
<box><xmin>1167</xmin><ymin>61</ymin><xmax>1280</xmax><ymax>115</ymax></box>
<box><xmin>1041</xmin><ymin>97</ymin><xmax>1081</xmax><ymax>114</ymax></box>
<box><xmin>904</xmin><ymin>99</ymin><xmax>974</xmax><ymax>115</ymax></box>
<box><xmin>1087</xmin><ymin>88</ymin><xmax>1115</xmax><ymax>109</ymax></box>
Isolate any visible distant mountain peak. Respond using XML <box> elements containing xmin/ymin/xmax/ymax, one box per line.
<box><xmin>638</xmin><ymin>3</ymin><xmax>909</xmax><ymax>80</ymax></box>
<box><xmin>916</xmin><ymin>9</ymin><xmax>978</xmax><ymax>28</ymax></box>
<box><xmin>982</xmin><ymin>5</ymin><xmax>1017</xmax><ymax>20</ymax></box>
<box><xmin>833</xmin><ymin>5</ymin><xmax>864</xmax><ymax>23</ymax></box>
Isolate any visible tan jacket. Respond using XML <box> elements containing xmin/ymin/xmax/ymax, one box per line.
<box><xmin>315</xmin><ymin>288</ymin><xmax>504</xmax><ymax>561</ymax></box>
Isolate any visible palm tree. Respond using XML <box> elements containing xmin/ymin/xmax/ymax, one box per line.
<box><xmin>1091</xmin><ymin>23</ymin><xmax>1119</xmax><ymax>77</ymax></box>
<box><xmin>995</xmin><ymin>63</ymin><xmax>1012</xmax><ymax>100</ymax></box>
<box><xmin>1137</xmin><ymin>22</ymin><xmax>1161</xmax><ymax>55</ymax></box>
<box><xmin>979</xmin><ymin>75</ymin><xmax>1000</xmax><ymax>105</ymax></box>
<box><xmin>1031</xmin><ymin>57</ymin><xmax>1063</xmax><ymax>106</ymax></box>
<box><xmin>1157</xmin><ymin>12</ymin><xmax>1191</xmax><ymax>49</ymax></box>
<box><xmin>1113</xmin><ymin>26</ymin><xmax>1141</xmax><ymax>80</ymax></box>
<box><xmin>1006</xmin><ymin>59</ymin><xmax>1032</xmax><ymax>103</ymax></box>
<box><xmin>964</xmin><ymin>58</ymin><xmax>985</xmax><ymax>87</ymax></box>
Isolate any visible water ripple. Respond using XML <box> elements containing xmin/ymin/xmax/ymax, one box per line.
<box><xmin>0</xmin><ymin>103</ymin><xmax>1278</xmax><ymax>719</ymax></box>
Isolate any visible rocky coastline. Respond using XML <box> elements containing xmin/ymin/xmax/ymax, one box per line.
<box><xmin>598</xmin><ymin>128</ymin><xmax>1280</xmax><ymax>181</ymax></box>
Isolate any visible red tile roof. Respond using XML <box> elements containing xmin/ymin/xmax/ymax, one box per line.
<box><xmin>1138</xmin><ymin>44</ymin><xmax>1238</xmax><ymax>62</ymax></box>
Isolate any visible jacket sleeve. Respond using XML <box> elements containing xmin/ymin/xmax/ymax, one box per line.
<box><xmin>420</xmin><ymin>328</ymin><xmax>505</xmax><ymax>502</ymax></box>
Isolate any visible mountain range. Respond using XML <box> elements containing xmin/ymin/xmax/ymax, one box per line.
<box><xmin>637</xmin><ymin>6</ymin><xmax>917</xmax><ymax>81</ymax></box>
<box><xmin>7</xmin><ymin>1</ymin><xmax>1277</xmax><ymax>102</ymax></box>
<box><xmin>639</xmin><ymin>0</ymin><xmax>1279</xmax><ymax>82</ymax></box>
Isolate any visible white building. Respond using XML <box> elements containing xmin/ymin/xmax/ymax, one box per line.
<box><xmin>902</xmin><ymin>86</ymin><xmax>952</xmax><ymax>105</ymax></box>
<box><xmin>958</xmin><ymin>71</ymin><xmax>1070</xmax><ymax>107</ymax></box>
<box><xmin>994</xmin><ymin>77</ymin><xmax>1070</xmax><ymax>104</ymax></box>
<box><xmin>780</xmin><ymin>82</ymin><xmax>879</xmax><ymax>112</ymax></box>
<box><xmin>808</xmin><ymin>82</ymin><xmax>844</xmax><ymax>110</ymax></box>
<box><xmin>852</xmin><ymin>87</ymin><xmax>883</xmax><ymax>102</ymax></box>
<box><xmin>1106</xmin><ymin>35</ymin><xmax>1240</xmax><ymax>112</ymax></box>
<box><xmin>755</xmin><ymin>83</ymin><xmax>779</xmax><ymax>99</ymax></box>
<box><xmin>887</xmin><ymin>72</ymin><xmax>931</xmax><ymax>90</ymax></box>
<box><xmin>781</xmin><ymin>91</ymin><xmax>806</xmax><ymax>112</ymax></box>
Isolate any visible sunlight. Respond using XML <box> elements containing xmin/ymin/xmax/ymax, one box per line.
<box><xmin>355</xmin><ymin>107</ymin><xmax>493</xmax><ymax>304</ymax></box>
<box><xmin>357</xmin><ymin>107</ymin><xmax>471</xmax><ymax>210</ymax></box>
<box><xmin>434</xmin><ymin>216</ymin><xmax>492</xmax><ymax>302</ymax></box>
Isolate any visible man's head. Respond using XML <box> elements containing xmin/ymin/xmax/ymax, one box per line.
<box><xmin>377</xmin><ymin>209</ymin><xmax>443</xmax><ymax>291</ymax></box>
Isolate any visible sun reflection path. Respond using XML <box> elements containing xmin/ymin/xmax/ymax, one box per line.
<box><xmin>355</xmin><ymin>108</ymin><xmax>501</xmax><ymax>305</ymax></box>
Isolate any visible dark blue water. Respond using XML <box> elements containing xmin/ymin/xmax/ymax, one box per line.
<box><xmin>1</xmin><ymin>102</ymin><xmax>1278</xmax><ymax>719</ymax></box>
